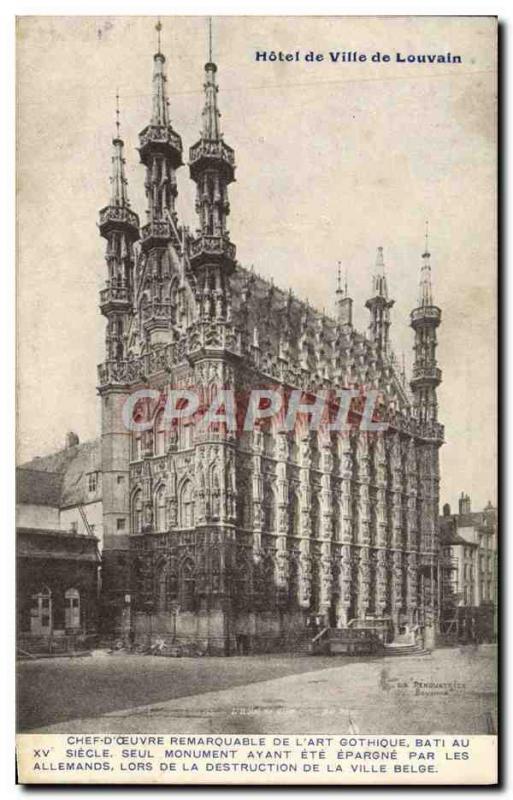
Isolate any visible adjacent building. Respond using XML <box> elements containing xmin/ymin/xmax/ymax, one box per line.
<box><xmin>439</xmin><ymin>493</ymin><xmax>497</xmax><ymax>641</ymax></box>
<box><xmin>16</xmin><ymin>434</ymin><xmax>101</xmax><ymax>652</ymax></box>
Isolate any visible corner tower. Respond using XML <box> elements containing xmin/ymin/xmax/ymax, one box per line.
<box><xmin>98</xmin><ymin>98</ymin><xmax>140</xmax><ymax>636</ymax></box>
<box><xmin>410</xmin><ymin>226</ymin><xmax>443</xmax><ymax>649</ymax></box>
<box><xmin>410</xmin><ymin>228</ymin><xmax>442</xmax><ymax>425</ymax></box>
<box><xmin>188</xmin><ymin>33</ymin><xmax>236</xmax><ymax>321</ymax></box>
<box><xmin>99</xmin><ymin>96</ymin><xmax>139</xmax><ymax>360</ymax></box>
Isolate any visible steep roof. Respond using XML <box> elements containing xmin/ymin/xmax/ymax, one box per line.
<box><xmin>229</xmin><ymin>264</ymin><xmax>410</xmax><ymax>408</ymax></box>
<box><xmin>17</xmin><ymin>439</ymin><xmax>101</xmax><ymax>508</ymax></box>
<box><xmin>443</xmin><ymin>532</ymin><xmax>479</xmax><ymax>547</ymax></box>
<box><xmin>439</xmin><ymin>508</ymin><xmax>497</xmax><ymax>537</ymax></box>
<box><xmin>16</xmin><ymin>469</ymin><xmax>62</xmax><ymax>507</ymax></box>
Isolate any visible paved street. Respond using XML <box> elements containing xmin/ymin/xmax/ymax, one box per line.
<box><xmin>18</xmin><ymin>645</ymin><xmax>496</xmax><ymax>735</ymax></box>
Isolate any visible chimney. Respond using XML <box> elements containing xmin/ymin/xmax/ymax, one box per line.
<box><xmin>443</xmin><ymin>503</ymin><xmax>451</xmax><ymax>517</ymax></box>
<box><xmin>458</xmin><ymin>492</ymin><xmax>471</xmax><ymax>515</ymax></box>
<box><xmin>65</xmin><ymin>431</ymin><xmax>80</xmax><ymax>449</ymax></box>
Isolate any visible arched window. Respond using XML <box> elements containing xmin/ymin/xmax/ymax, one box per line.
<box><xmin>331</xmin><ymin>433</ymin><xmax>340</xmax><ymax>474</ymax></box>
<box><xmin>157</xmin><ymin>564</ymin><xmax>167</xmax><ymax>612</ymax></box>
<box><xmin>131</xmin><ymin>397</ymin><xmax>148</xmax><ymax>460</ymax></box>
<box><xmin>332</xmin><ymin>498</ymin><xmax>341</xmax><ymax>541</ymax></box>
<box><xmin>263</xmin><ymin>483</ymin><xmax>276</xmax><ymax>532</ymax></box>
<box><xmin>64</xmin><ymin>588</ymin><xmax>80</xmax><ymax>629</ymax></box>
<box><xmin>155</xmin><ymin>485</ymin><xmax>167</xmax><ymax>532</ymax></box>
<box><xmin>262</xmin><ymin>556</ymin><xmax>275</xmax><ymax>604</ymax></box>
<box><xmin>211</xmin><ymin>466</ymin><xmax>221</xmax><ymax>518</ymax></box>
<box><xmin>179</xmin><ymin>422</ymin><xmax>193</xmax><ymax>450</ymax></box>
<box><xmin>157</xmin><ymin>560</ymin><xmax>168</xmax><ymax>612</ymax></box>
<box><xmin>288</xmin><ymin>488</ymin><xmax>300</xmax><ymax>537</ymax></box>
<box><xmin>310</xmin><ymin>433</ymin><xmax>320</xmax><ymax>470</ymax></box>
<box><xmin>310</xmin><ymin>557</ymin><xmax>320</xmax><ymax>613</ymax></box>
<box><xmin>263</xmin><ymin>421</ymin><xmax>275</xmax><ymax>458</ymax></box>
<box><xmin>132</xmin><ymin>489</ymin><xmax>143</xmax><ymax>534</ymax></box>
<box><xmin>238</xmin><ymin>490</ymin><xmax>252</xmax><ymax>528</ymax></box>
<box><xmin>311</xmin><ymin>493</ymin><xmax>320</xmax><ymax>538</ymax></box>
<box><xmin>170</xmin><ymin>278</ymin><xmax>178</xmax><ymax>324</ymax></box>
<box><xmin>233</xmin><ymin>558</ymin><xmax>251</xmax><ymax>610</ymax></box>
<box><xmin>180</xmin><ymin>480</ymin><xmax>194</xmax><ymax>528</ymax></box>
<box><xmin>290</xmin><ymin>430</ymin><xmax>300</xmax><ymax>463</ymax></box>
<box><xmin>132</xmin><ymin>431</ymin><xmax>142</xmax><ymax>461</ymax></box>
<box><xmin>180</xmin><ymin>559</ymin><xmax>195</xmax><ymax>611</ymax></box>
<box><xmin>30</xmin><ymin>586</ymin><xmax>52</xmax><ymax>635</ymax></box>
<box><xmin>288</xmin><ymin>557</ymin><xmax>299</xmax><ymax>607</ymax></box>
<box><xmin>154</xmin><ymin>409</ymin><xmax>166</xmax><ymax>456</ymax></box>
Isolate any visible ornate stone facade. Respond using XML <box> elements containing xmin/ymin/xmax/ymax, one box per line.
<box><xmin>97</xmin><ymin>36</ymin><xmax>444</xmax><ymax>653</ymax></box>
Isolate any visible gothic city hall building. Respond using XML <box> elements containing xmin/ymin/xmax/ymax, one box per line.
<box><xmin>97</xmin><ymin>35</ymin><xmax>444</xmax><ymax>654</ymax></box>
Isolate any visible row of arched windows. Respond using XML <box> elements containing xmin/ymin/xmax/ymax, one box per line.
<box><xmin>132</xmin><ymin>410</ymin><xmax>194</xmax><ymax>461</ymax></box>
<box><xmin>238</xmin><ymin>428</ymin><xmax>354</xmax><ymax>470</ymax></box>
<box><xmin>23</xmin><ymin>586</ymin><xmax>81</xmax><ymax>634</ymax></box>
<box><xmin>237</xmin><ymin>486</ymin><xmax>321</xmax><ymax>538</ymax></box>
<box><xmin>132</xmin><ymin>480</ymin><xmax>195</xmax><ymax>534</ymax></box>
<box><xmin>156</xmin><ymin>558</ymin><xmax>195</xmax><ymax>612</ymax></box>
<box><xmin>130</xmin><ymin>480</ymin><xmax>327</xmax><ymax>537</ymax></box>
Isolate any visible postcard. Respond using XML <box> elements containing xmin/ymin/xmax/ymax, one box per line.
<box><xmin>16</xmin><ymin>15</ymin><xmax>497</xmax><ymax>785</ymax></box>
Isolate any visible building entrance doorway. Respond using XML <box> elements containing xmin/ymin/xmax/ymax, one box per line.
<box><xmin>65</xmin><ymin>588</ymin><xmax>81</xmax><ymax>629</ymax></box>
<box><xmin>30</xmin><ymin>587</ymin><xmax>52</xmax><ymax>635</ymax></box>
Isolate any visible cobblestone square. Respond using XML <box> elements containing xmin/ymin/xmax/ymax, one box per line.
<box><xmin>18</xmin><ymin>645</ymin><xmax>496</xmax><ymax>735</ymax></box>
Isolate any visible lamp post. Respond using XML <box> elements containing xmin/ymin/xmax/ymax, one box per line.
<box><xmin>144</xmin><ymin>600</ymin><xmax>154</xmax><ymax>649</ymax></box>
<box><xmin>124</xmin><ymin>594</ymin><xmax>133</xmax><ymax>649</ymax></box>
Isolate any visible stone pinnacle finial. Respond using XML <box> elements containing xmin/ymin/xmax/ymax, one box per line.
<box><xmin>376</xmin><ymin>245</ymin><xmax>385</xmax><ymax>273</ymax></box>
<box><xmin>151</xmin><ymin>22</ymin><xmax>169</xmax><ymax>127</ymax></box>
<box><xmin>115</xmin><ymin>89</ymin><xmax>120</xmax><ymax>139</ymax></box>
<box><xmin>419</xmin><ymin>221</ymin><xmax>433</xmax><ymax>307</ymax></box>
<box><xmin>156</xmin><ymin>18</ymin><xmax>162</xmax><ymax>55</ymax></box>
<box><xmin>202</xmin><ymin>42</ymin><xmax>221</xmax><ymax>140</ymax></box>
<box><xmin>372</xmin><ymin>246</ymin><xmax>388</xmax><ymax>299</ymax></box>
<box><xmin>110</xmin><ymin>101</ymin><xmax>129</xmax><ymax>208</ymax></box>
<box><xmin>336</xmin><ymin>261</ymin><xmax>349</xmax><ymax>298</ymax></box>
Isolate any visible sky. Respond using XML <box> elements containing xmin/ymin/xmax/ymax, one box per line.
<box><xmin>17</xmin><ymin>15</ymin><xmax>497</xmax><ymax>512</ymax></box>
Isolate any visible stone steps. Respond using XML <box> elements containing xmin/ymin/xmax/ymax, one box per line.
<box><xmin>383</xmin><ymin>643</ymin><xmax>431</xmax><ymax>657</ymax></box>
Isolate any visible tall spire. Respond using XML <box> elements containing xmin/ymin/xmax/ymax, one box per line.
<box><xmin>189</xmin><ymin>14</ymin><xmax>236</xmax><ymax>237</ymax></box>
<box><xmin>151</xmin><ymin>20</ymin><xmax>169</xmax><ymax>127</ymax></box>
<box><xmin>366</xmin><ymin>246</ymin><xmax>394</xmax><ymax>358</ymax></box>
<box><xmin>419</xmin><ymin>220</ymin><xmax>433</xmax><ymax>306</ymax></box>
<box><xmin>110</xmin><ymin>91</ymin><xmax>129</xmax><ymax>208</ymax></box>
<box><xmin>99</xmin><ymin>93</ymin><xmax>139</xmax><ymax>361</ymax></box>
<box><xmin>201</xmin><ymin>17</ymin><xmax>221</xmax><ymax>139</ymax></box>
<box><xmin>138</xmin><ymin>18</ymin><xmax>183</xmax><ymax>241</ymax></box>
<box><xmin>202</xmin><ymin>62</ymin><xmax>221</xmax><ymax>140</ymax></box>
<box><xmin>189</xmin><ymin>17</ymin><xmax>236</xmax><ymax>321</ymax></box>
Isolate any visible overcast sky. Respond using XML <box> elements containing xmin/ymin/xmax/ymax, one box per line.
<box><xmin>17</xmin><ymin>15</ymin><xmax>497</xmax><ymax>512</ymax></box>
